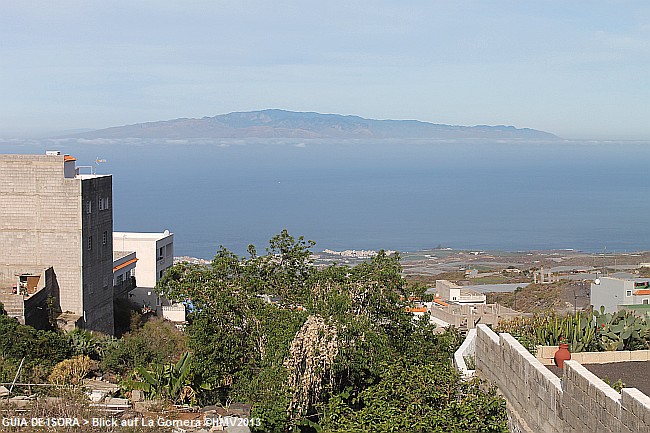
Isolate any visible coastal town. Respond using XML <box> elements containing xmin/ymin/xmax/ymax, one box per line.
<box><xmin>0</xmin><ymin>151</ymin><xmax>650</xmax><ymax>432</ymax></box>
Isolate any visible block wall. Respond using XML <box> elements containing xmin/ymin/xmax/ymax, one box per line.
<box><xmin>474</xmin><ymin>324</ymin><xmax>650</xmax><ymax>433</ymax></box>
<box><xmin>0</xmin><ymin>155</ymin><xmax>83</xmax><ymax>315</ymax></box>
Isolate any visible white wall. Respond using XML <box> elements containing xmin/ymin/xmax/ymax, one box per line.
<box><xmin>113</xmin><ymin>231</ymin><xmax>173</xmax><ymax>288</ymax></box>
<box><xmin>592</xmin><ymin>277</ymin><xmax>635</xmax><ymax>312</ymax></box>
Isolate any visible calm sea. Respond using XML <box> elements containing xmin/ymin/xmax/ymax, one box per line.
<box><xmin>2</xmin><ymin>139</ymin><xmax>650</xmax><ymax>258</ymax></box>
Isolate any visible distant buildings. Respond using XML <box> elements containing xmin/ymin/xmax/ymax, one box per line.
<box><xmin>404</xmin><ymin>280</ymin><xmax>520</xmax><ymax>332</ymax></box>
<box><xmin>435</xmin><ymin>280</ymin><xmax>486</xmax><ymax>305</ymax></box>
<box><xmin>591</xmin><ymin>276</ymin><xmax>650</xmax><ymax>313</ymax></box>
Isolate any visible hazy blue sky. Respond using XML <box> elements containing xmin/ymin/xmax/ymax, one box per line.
<box><xmin>1</xmin><ymin>1</ymin><xmax>649</xmax><ymax>139</ymax></box>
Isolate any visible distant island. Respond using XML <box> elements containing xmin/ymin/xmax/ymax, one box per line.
<box><xmin>65</xmin><ymin>109</ymin><xmax>559</xmax><ymax>140</ymax></box>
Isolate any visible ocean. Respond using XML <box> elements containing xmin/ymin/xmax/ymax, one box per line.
<box><xmin>2</xmin><ymin>139</ymin><xmax>649</xmax><ymax>258</ymax></box>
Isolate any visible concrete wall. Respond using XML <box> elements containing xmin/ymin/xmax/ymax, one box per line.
<box><xmin>0</xmin><ymin>154</ymin><xmax>83</xmax><ymax>314</ymax></box>
<box><xmin>592</xmin><ymin>278</ymin><xmax>633</xmax><ymax>313</ymax></box>
<box><xmin>0</xmin><ymin>267</ymin><xmax>57</xmax><ymax>329</ymax></box>
<box><xmin>453</xmin><ymin>328</ymin><xmax>476</xmax><ymax>378</ymax></box>
<box><xmin>536</xmin><ymin>346</ymin><xmax>650</xmax><ymax>365</ymax></box>
<box><xmin>429</xmin><ymin>303</ymin><xmax>520</xmax><ymax>330</ymax></box>
<box><xmin>436</xmin><ymin>279</ymin><xmax>458</xmax><ymax>302</ymax></box>
<box><xmin>472</xmin><ymin>324</ymin><xmax>650</xmax><ymax>432</ymax></box>
<box><xmin>23</xmin><ymin>267</ymin><xmax>56</xmax><ymax>329</ymax></box>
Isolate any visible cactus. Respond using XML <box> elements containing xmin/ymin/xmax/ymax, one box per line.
<box><xmin>497</xmin><ymin>308</ymin><xmax>650</xmax><ymax>353</ymax></box>
<box><xmin>596</xmin><ymin>310</ymin><xmax>649</xmax><ymax>351</ymax></box>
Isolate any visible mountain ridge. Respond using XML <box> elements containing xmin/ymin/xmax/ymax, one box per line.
<box><xmin>66</xmin><ymin>109</ymin><xmax>559</xmax><ymax>140</ymax></box>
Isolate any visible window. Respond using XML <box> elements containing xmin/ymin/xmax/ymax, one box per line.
<box><xmin>86</xmin><ymin>200</ymin><xmax>92</xmax><ymax>214</ymax></box>
<box><xmin>644</xmin><ymin>299</ymin><xmax>649</xmax><ymax>305</ymax></box>
<box><xmin>87</xmin><ymin>236</ymin><xmax>93</xmax><ymax>250</ymax></box>
<box><xmin>626</xmin><ymin>290</ymin><xmax>632</xmax><ymax>297</ymax></box>
<box><xmin>117</xmin><ymin>274</ymin><xmax>124</xmax><ymax>285</ymax></box>
<box><xmin>98</xmin><ymin>197</ymin><xmax>109</xmax><ymax>210</ymax></box>
<box><xmin>159</xmin><ymin>247</ymin><xmax>164</xmax><ymax>258</ymax></box>
<box><xmin>102</xmin><ymin>231</ymin><xmax>107</xmax><ymax>245</ymax></box>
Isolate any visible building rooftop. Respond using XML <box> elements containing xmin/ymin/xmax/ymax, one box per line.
<box><xmin>113</xmin><ymin>230</ymin><xmax>173</xmax><ymax>240</ymax></box>
<box><xmin>601</xmin><ymin>276</ymin><xmax>650</xmax><ymax>283</ymax></box>
<box><xmin>113</xmin><ymin>251</ymin><xmax>134</xmax><ymax>261</ymax></box>
<box><xmin>460</xmin><ymin>288</ymin><xmax>485</xmax><ymax>298</ymax></box>
<box><xmin>74</xmin><ymin>174</ymin><xmax>111</xmax><ymax>180</ymax></box>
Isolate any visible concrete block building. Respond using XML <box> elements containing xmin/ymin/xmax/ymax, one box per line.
<box><xmin>0</xmin><ymin>153</ymin><xmax>115</xmax><ymax>334</ymax></box>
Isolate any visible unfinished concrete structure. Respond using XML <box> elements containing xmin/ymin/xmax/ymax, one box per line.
<box><xmin>0</xmin><ymin>153</ymin><xmax>114</xmax><ymax>334</ymax></box>
<box><xmin>429</xmin><ymin>303</ymin><xmax>521</xmax><ymax>331</ymax></box>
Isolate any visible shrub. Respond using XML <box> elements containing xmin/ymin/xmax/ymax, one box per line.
<box><xmin>48</xmin><ymin>355</ymin><xmax>95</xmax><ymax>386</ymax></box>
<box><xmin>101</xmin><ymin>319</ymin><xmax>187</xmax><ymax>374</ymax></box>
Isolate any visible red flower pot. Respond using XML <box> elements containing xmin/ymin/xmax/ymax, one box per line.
<box><xmin>554</xmin><ymin>343</ymin><xmax>571</xmax><ymax>369</ymax></box>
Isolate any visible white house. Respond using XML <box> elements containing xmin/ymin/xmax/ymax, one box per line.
<box><xmin>591</xmin><ymin>276</ymin><xmax>650</xmax><ymax>313</ymax></box>
<box><xmin>435</xmin><ymin>280</ymin><xmax>486</xmax><ymax>305</ymax></box>
<box><xmin>113</xmin><ymin>231</ymin><xmax>174</xmax><ymax>288</ymax></box>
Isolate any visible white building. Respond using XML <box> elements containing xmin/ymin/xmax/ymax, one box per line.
<box><xmin>435</xmin><ymin>280</ymin><xmax>487</xmax><ymax>305</ymax></box>
<box><xmin>591</xmin><ymin>276</ymin><xmax>650</xmax><ymax>313</ymax></box>
<box><xmin>113</xmin><ymin>231</ymin><xmax>174</xmax><ymax>288</ymax></box>
<box><xmin>112</xmin><ymin>231</ymin><xmax>185</xmax><ymax>325</ymax></box>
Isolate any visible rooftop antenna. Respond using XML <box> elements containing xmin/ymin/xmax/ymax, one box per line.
<box><xmin>95</xmin><ymin>157</ymin><xmax>106</xmax><ymax>173</ymax></box>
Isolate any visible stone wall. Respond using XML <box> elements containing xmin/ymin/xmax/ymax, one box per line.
<box><xmin>472</xmin><ymin>324</ymin><xmax>650</xmax><ymax>433</ymax></box>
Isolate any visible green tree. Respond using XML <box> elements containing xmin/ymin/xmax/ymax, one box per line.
<box><xmin>156</xmin><ymin>232</ymin><xmax>507</xmax><ymax>432</ymax></box>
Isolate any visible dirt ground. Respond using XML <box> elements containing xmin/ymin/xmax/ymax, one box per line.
<box><xmin>547</xmin><ymin>361</ymin><xmax>650</xmax><ymax>396</ymax></box>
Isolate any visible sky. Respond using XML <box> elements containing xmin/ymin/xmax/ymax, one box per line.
<box><xmin>1</xmin><ymin>1</ymin><xmax>649</xmax><ymax>140</ymax></box>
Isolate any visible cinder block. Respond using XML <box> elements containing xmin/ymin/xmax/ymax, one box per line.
<box><xmin>621</xmin><ymin>388</ymin><xmax>650</xmax><ymax>426</ymax></box>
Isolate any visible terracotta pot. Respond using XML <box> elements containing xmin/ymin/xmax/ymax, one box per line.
<box><xmin>554</xmin><ymin>343</ymin><xmax>571</xmax><ymax>369</ymax></box>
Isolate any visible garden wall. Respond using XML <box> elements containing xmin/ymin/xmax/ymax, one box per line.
<box><xmin>471</xmin><ymin>324</ymin><xmax>650</xmax><ymax>433</ymax></box>
<box><xmin>535</xmin><ymin>345</ymin><xmax>650</xmax><ymax>365</ymax></box>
